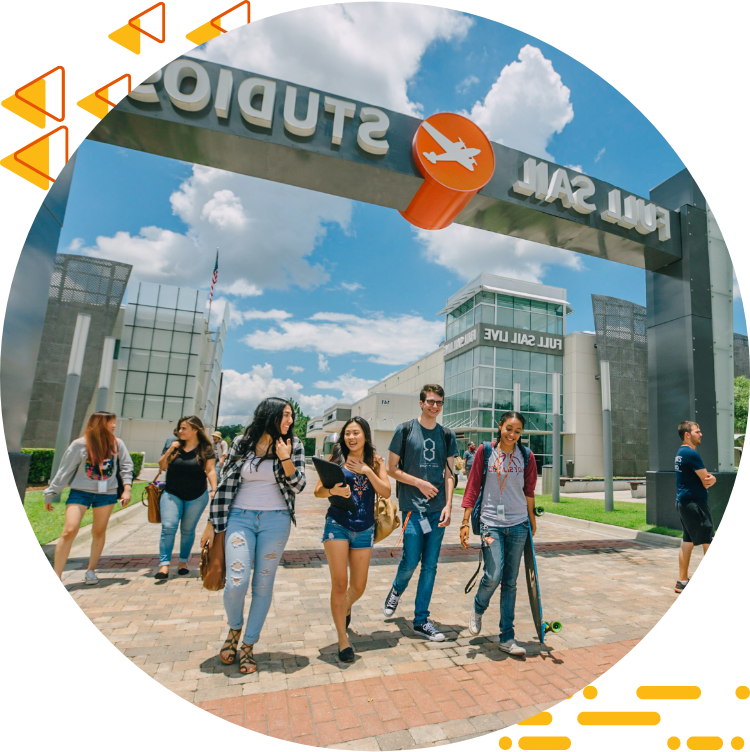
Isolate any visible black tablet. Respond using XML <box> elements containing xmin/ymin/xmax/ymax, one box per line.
<box><xmin>312</xmin><ymin>457</ymin><xmax>356</xmax><ymax>513</ymax></box>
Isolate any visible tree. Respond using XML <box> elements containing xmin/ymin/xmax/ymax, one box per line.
<box><xmin>735</xmin><ymin>376</ymin><xmax>749</xmax><ymax>435</ymax></box>
<box><xmin>288</xmin><ymin>398</ymin><xmax>315</xmax><ymax>455</ymax></box>
<box><xmin>217</xmin><ymin>424</ymin><xmax>244</xmax><ymax>441</ymax></box>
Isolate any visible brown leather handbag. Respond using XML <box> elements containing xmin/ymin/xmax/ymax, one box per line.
<box><xmin>374</xmin><ymin>494</ymin><xmax>400</xmax><ymax>544</ymax></box>
<box><xmin>200</xmin><ymin>532</ymin><xmax>226</xmax><ymax>591</ymax></box>
<box><xmin>141</xmin><ymin>470</ymin><xmax>163</xmax><ymax>524</ymax></box>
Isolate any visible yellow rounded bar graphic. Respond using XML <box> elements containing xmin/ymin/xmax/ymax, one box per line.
<box><xmin>686</xmin><ymin>737</ymin><xmax>724</xmax><ymax>750</ymax></box>
<box><xmin>518</xmin><ymin>712</ymin><xmax>553</xmax><ymax>726</ymax></box>
<box><xmin>637</xmin><ymin>686</ymin><xmax>701</xmax><ymax>700</ymax></box>
<box><xmin>577</xmin><ymin>712</ymin><xmax>661</xmax><ymax>725</ymax></box>
<box><xmin>518</xmin><ymin>737</ymin><xmax>572</xmax><ymax>750</ymax></box>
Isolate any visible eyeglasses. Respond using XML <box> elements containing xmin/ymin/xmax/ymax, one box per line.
<box><xmin>424</xmin><ymin>399</ymin><xmax>444</xmax><ymax>406</ymax></box>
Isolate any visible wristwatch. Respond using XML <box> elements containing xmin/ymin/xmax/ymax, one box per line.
<box><xmin>460</xmin><ymin>523</ymin><xmax>469</xmax><ymax>529</ymax></box>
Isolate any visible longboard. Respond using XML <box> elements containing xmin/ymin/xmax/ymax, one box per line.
<box><xmin>523</xmin><ymin>513</ymin><xmax>562</xmax><ymax>643</ymax></box>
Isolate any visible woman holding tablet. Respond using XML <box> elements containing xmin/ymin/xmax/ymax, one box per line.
<box><xmin>314</xmin><ymin>417</ymin><xmax>391</xmax><ymax>662</ymax></box>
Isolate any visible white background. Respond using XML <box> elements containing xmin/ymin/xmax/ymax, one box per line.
<box><xmin>1</xmin><ymin>1</ymin><xmax>748</xmax><ymax>749</ymax></box>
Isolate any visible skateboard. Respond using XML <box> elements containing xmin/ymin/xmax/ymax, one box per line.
<box><xmin>523</xmin><ymin>517</ymin><xmax>562</xmax><ymax>643</ymax></box>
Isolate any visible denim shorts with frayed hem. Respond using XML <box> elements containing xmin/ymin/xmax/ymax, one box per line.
<box><xmin>322</xmin><ymin>517</ymin><xmax>374</xmax><ymax>549</ymax></box>
<box><xmin>66</xmin><ymin>489</ymin><xmax>118</xmax><ymax>508</ymax></box>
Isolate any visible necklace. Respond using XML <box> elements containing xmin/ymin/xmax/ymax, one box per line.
<box><xmin>492</xmin><ymin>444</ymin><xmax>515</xmax><ymax>498</ymax></box>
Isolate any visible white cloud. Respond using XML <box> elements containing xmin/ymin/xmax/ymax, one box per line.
<box><xmin>456</xmin><ymin>74</ymin><xmax>480</xmax><ymax>94</ymax></box>
<box><xmin>287</xmin><ymin>365</ymin><xmax>304</xmax><ymax>374</ymax></box>
<box><xmin>595</xmin><ymin>147</ymin><xmax>606</xmax><ymax>163</ymax></box>
<box><xmin>467</xmin><ymin>45</ymin><xmax>573</xmax><ymax>161</ymax></box>
<box><xmin>68</xmin><ymin>237</ymin><xmax>84</xmax><ymax>252</ymax></box>
<box><xmin>566</xmin><ymin>164</ymin><xmax>583</xmax><ymax>173</ymax></box>
<box><xmin>242</xmin><ymin>311</ymin><xmax>444</xmax><ymax>366</ymax></box>
<box><xmin>195</xmin><ymin>4</ymin><xmax>472</xmax><ymax>117</ymax></box>
<box><xmin>318</xmin><ymin>354</ymin><xmax>330</xmax><ymax>373</ymax></box>
<box><xmin>314</xmin><ymin>373</ymin><xmax>377</xmax><ymax>403</ymax></box>
<box><xmin>240</xmin><ymin>309</ymin><xmax>293</xmax><ymax>321</ymax></box>
<box><xmin>416</xmin><ymin>223</ymin><xmax>583</xmax><ymax>284</ymax></box>
<box><xmin>340</xmin><ymin>282</ymin><xmax>364</xmax><ymax>292</ymax></box>
<box><xmin>80</xmin><ymin>165</ymin><xmax>352</xmax><ymax>294</ymax></box>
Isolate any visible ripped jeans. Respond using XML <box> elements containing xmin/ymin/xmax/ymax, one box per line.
<box><xmin>223</xmin><ymin>508</ymin><xmax>291</xmax><ymax>645</ymax></box>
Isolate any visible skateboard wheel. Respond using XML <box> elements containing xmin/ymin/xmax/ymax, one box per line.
<box><xmin>550</xmin><ymin>621</ymin><xmax>562</xmax><ymax>633</ymax></box>
<box><xmin>535</xmin><ymin>507</ymin><xmax>545</xmax><ymax>517</ymax></box>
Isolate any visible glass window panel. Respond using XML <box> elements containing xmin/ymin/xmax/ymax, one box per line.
<box><xmin>149</xmin><ymin>351</ymin><xmax>169</xmax><ymax>373</ymax></box>
<box><xmin>496</xmin><ymin>293</ymin><xmax>513</xmax><ymax>308</ymax></box>
<box><xmin>520</xmin><ymin>391</ymin><xmax>532</xmax><ymax>411</ymax></box>
<box><xmin>196</xmin><ymin>290</ymin><xmax>208</xmax><ymax>312</ymax></box>
<box><xmin>188</xmin><ymin>354</ymin><xmax>200</xmax><ymax>376</ymax></box>
<box><xmin>478</xmin><ymin>410</ymin><xmax>493</xmax><ymax>428</ymax></box>
<box><xmin>193</xmin><ymin>315</ymin><xmax>204</xmax><ymax>333</ymax></box>
<box><xmin>496</xmin><ymin>348</ymin><xmax>513</xmax><ymax>368</ymax></box>
<box><xmin>546</xmin><ymin>394</ymin><xmax>554</xmax><ymax>413</ymax></box>
<box><xmin>460</xmin><ymin>390</ymin><xmax>471</xmax><ymax>413</ymax></box>
<box><xmin>530</xmin><ymin>434</ymin><xmax>545</xmax><ymax>454</ymax></box>
<box><xmin>513</xmin><ymin>371</ymin><xmax>530</xmax><ymax>390</ymax></box>
<box><xmin>496</xmin><ymin>307</ymin><xmax>514</xmax><ymax>327</ymax></box>
<box><xmin>111</xmin><ymin>392</ymin><xmax>123</xmax><ymax>416</ymax></box>
<box><xmin>479</xmin><ymin>346</ymin><xmax>494</xmax><ymax>366</ymax></box>
<box><xmin>135</xmin><ymin>305</ymin><xmax>156</xmax><ymax>327</ymax></box>
<box><xmin>131</xmin><ymin>327</ymin><xmax>153</xmax><ymax>350</ymax></box>
<box><xmin>494</xmin><ymin>389</ymin><xmax>513</xmax><ymax>411</ymax></box>
<box><xmin>126</xmin><ymin>371</ymin><xmax>147</xmax><ymax>393</ymax></box>
<box><xmin>166</xmin><ymin>374</ymin><xmax>186</xmax><ymax>396</ymax></box>
<box><xmin>114</xmin><ymin>368</ymin><xmax>127</xmax><ymax>392</ymax></box>
<box><xmin>151</xmin><ymin>329</ymin><xmax>172</xmax><ymax>352</ymax></box>
<box><xmin>495</xmin><ymin>368</ymin><xmax>512</xmax><ymax>389</ymax></box>
<box><xmin>122</xmin><ymin>394</ymin><xmax>144</xmax><ymax>418</ymax></box>
<box><xmin>553</xmin><ymin>304</ymin><xmax>564</xmax><ymax>316</ymax></box>
<box><xmin>513</xmin><ymin>310</ymin><xmax>531</xmax><ymax>330</ymax></box>
<box><xmin>171</xmin><ymin>331</ymin><xmax>191</xmax><ymax>353</ymax></box>
<box><xmin>157</xmin><ymin>284</ymin><xmax>178</xmax><ymax>309</ymax></box>
<box><xmin>530</xmin><ymin>392</ymin><xmax>547</xmax><ymax>412</ymax></box>
<box><xmin>169</xmin><ymin>354</ymin><xmax>189</xmax><ymax>375</ymax></box>
<box><xmin>473</xmin><ymin>348</ymin><xmax>481</xmax><ymax>368</ymax></box>
<box><xmin>547</xmin><ymin>316</ymin><xmax>558</xmax><ymax>334</ymax></box>
<box><xmin>466</xmin><ymin>308</ymin><xmax>474</xmax><ymax>328</ymax></box>
<box><xmin>174</xmin><ymin>309</ymin><xmax>195</xmax><ymax>332</ymax></box>
<box><xmin>477</xmin><ymin>388</ymin><xmax>493</xmax><ymax>408</ymax></box>
<box><xmin>163</xmin><ymin>397</ymin><xmax>183</xmax><ymax>421</ymax></box>
<box><xmin>556</xmin><ymin>317</ymin><xmax>564</xmax><ymax>335</ymax></box>
<box><xmin>514</xmin><ymin>297</ymin><xmax>531</xmax><ymax>311</ymax></box>
<box><xmin>143</xmin><ymin>396</ymin><xmax>164</xmax><ymax>420</ymax></box>
<box><xmin>155</xmin><ymin>307</ymin><xmax>176</xmax><ymax>330</ymax></box>
<box><xmin>177</xmin><ymin>287</ymin><xmax>197</xmax><ymax>311</ymax></box>
<box><xmin>530</xmin><ymin>299</ymin><xmax>548</xmax><ymax>312</ymax></box>
<box><xmin>530</xmin><ymin>312</ymin><xmax>547</xmax><ymax>333</ymax></box>
<box><xmin>478</xmin><ymin>367</ymin><xmax>493</xmax><ymax>387</ymax></box>
<box><xmin>123</xmin><ymin>305</ymin><xmax>135</xmax><ymax>326</ymax></box>
<box><xmin>129</xmin><ymin>349</ymin><xmax>150</xmax><ymax>371</ymax></box>
<box><xmin>137</xmin><ymin>282</ymin><xmax>159</xmax><ymax>306</ymax></box>
<box><xmin>185</xmin><ymin>376</ymin><xmax>197</xmax><ymax>397</ymax></box>
<box><xmin>478</xmin><ymin>304</ymin><xmax>494</xmax><ymax>324</ymax></box>
<box><xmin>447</xmin><ymin>321</ymin><xmax>456</xmax><ymax>340</ymax></box>
<box><xmin>548</xmin><ymin>354</ymin><xmax>563</xmax><ymax>373</ymax></box>
<box><xmin>530</xmin><ymin>371</ymin><xmax>547</xmax><ymax>393</ymax></box>
<box><xmin>146</xmin><ymin>372</ymin><xmax>167</xmax><ymax>395</ymax></box>
<box><xmin>480</xmin><ymin>290</ymin><xmax>495</xmax><ymax>304</ymax></box>
<box><xmin>513</xmin><ymin>350</ymin><xmax>530</xmax><ymax>370</ymax></box>
<box><xmin>530</xmin><ymin>353</ymin><xmax>547</xmax><ymax>373</ymax></box>
<box><xmin>445</xmin><ymin>396</ymin><xmax>456</xmax><ymax>415</ymax></box>
<box><xmin>120</xmin><ymin>325</ymin><xmax>133</xmax><ymax>348</ymax></box>
<box><xmin>446</xmin><ymin>358</ymin><xmax>455</xmax><ymax>378</ymax></box>
<box><xmin>117</xmin><ymin>347</ymin><xmax>130</xmax><ymax>370</ymax></box>
<box><xmin>182</xmin><ymin>398</ymin><xmax>195</xmax><ymax>415</ymax></box>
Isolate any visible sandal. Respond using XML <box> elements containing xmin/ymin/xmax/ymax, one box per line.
<box><xmin>219</xmin><ymin>628</ymin><xmax>241</xmax><ymax>665</ymax></box>
<box><xmin>239</xmin><ymin>643</ymin><xmax>258</xmax><ymax>674</ymax></box>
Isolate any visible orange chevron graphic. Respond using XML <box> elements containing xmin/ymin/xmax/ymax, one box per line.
<box><xmin>1</xmin><ymin>66</ymin><xmax>65</xmax><ymax>128</ymax></box>
<box><xmin>109</xmin><ymin>3</ymin><xmax>165</xmax><ymax>54</ymax></box>
<box><xmin>186</xmin><ymin>1</ymin><xmax>250</xmax><ymax>46</ymax></box>
<box><xmin>77</xmin><ymin>75</ymin><xmax>132</xmax><ymax>119</ymax></box>
<box><xmin>0</xmin><ymin>126</ymin><xmax>69</xmax><ymax>190</ymax></box>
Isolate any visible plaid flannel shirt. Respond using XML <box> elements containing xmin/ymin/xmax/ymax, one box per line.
<box><xmin>207</xmin><ymin>435</ymin><xmax>306</xmax><ymax>533</ymax></box>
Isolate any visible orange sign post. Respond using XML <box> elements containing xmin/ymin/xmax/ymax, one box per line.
<box><xmin>400</xmin><ymin>112</ymin><xmax>495</xmax><ymax>230</ymax></box>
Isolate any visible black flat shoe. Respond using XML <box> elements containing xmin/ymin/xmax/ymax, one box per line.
<box><xmin>177</xmin><ymin>567</ymin><xmax>189</xmax><ymax>575</ymax></box>
<box><xmin>154</xmin><ymin>571</ymin><xmax>168</xmax><ymax>580</ymax></box>
<box><xmin>346</xmin><ymin>611</ymin><xmax>351</xmax><ymax>629</ymax></box>
<box><xmin>338</xmin><ymin>647</ymin><xmax>355</xmax><ymax>663</ymax></box>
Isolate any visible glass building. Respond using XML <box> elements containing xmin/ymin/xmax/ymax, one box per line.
<box><xmin>441</xmin><ymin>274</ymin><xmax>571</xmax><ymax>472</ymax></box>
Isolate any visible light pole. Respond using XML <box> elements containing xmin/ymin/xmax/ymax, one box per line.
<box><xmin>552</xmin><ymin>371</ymin><xmax>561</xmax><ymax>504</ymax></box>
<box><xmin>95</xmin><ymin>336</ymin><xmax>116</xmax><ymax>412</ymax></box>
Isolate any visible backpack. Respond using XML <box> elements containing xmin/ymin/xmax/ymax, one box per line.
<box><xmin>470</xmin><ymin>441</ymin><xmax>530</xmax><ymax>536</ymax></box>
<box><xmin>395</xmin><ymin>419</ymin><xmax>456</xmax><ymax>500</ymax></box>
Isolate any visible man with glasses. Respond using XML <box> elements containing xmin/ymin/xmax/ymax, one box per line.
<box><xmin>383</xmin><ymin>384</ymin><xmax>458</xmax><ymax>641</ymax></box>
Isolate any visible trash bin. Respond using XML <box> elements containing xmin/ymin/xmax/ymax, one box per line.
<box><xmin>566</xmin><ymin>460</ymin><xmax>575</xmax><ymax>479</ymax></box>
<box><xmin>542</xmin><ymin>465</ymin><xmax>553</xmax><ymax>496</ymax></box>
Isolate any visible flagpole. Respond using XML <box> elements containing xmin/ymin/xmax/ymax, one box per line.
<box><xmin>201</xmin><ymin>248</ymin><xmax>220</xmax><ymax>424</ymax></box>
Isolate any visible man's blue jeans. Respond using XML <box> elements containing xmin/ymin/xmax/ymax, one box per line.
<box><xmin>223</xmin><ymin>508</ymin><xmax>291</xmax><ymax>645</ymax></box>
<box><xmin>159</xmin><ymin>490</ymin><xmax>209</xmax><ymax>565</ymax></box>
<box><xmin>474</xmin><ymin>522</ymin><xmax>528</xmax><ymax>642</ymax></box>
<box><xmin>392</xmin><ymin>509</ymin><xmax>446</xmax><ymax>626</ymax></box>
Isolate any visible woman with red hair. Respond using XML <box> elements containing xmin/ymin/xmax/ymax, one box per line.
<box><xmin>44</xmin><ymin>411</ymin><xmax>134</xmax><ymax>583</ymax></box>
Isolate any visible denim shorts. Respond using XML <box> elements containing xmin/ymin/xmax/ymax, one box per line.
<box><xmin>322</xmin><ymin>518</ymin><xmax>375</xmax><ymax>549</ymax></box>
<box><xmin>66</xmin><ymin>489</ymin><xmax>118</xmax><ymax>508</ymax></box>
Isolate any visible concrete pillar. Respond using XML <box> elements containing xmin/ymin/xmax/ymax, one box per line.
<box><xmin>600</xmin><ymin>360</ymin><xmax>614</xmax><ymax>512</ymax></box>
<box><xmin>552</xmin><ymin>371</ymin><xmax>561</xmax><ymax>504</ymax></box>
<box><xmin>513</xmin><ymin>382</ymin><xmax>520</xmax><ymax>413</ymax></box>
<box><xmin>95</xmin><ymin>336</ymin><xmax>117</xmax><ymax>412</ymax></box>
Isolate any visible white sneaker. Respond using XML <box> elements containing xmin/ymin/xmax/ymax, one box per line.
<box><xmin>498</xmin><ymin>639</ymin><xmax>526</xmax><ymax>656</ymax></box>
<box><xmin>84</xmin><ymin>570</ymin><xmax>99</xmax><ymax>585</ymax></box>
<box><xmin>383</xmin><ymin>586</ymin><xmax>401</xmax><ymax>617</ymax></box>
<box><xmin>413</xmin><ymin>621</ymin><xmax>446</xmax><ymax>642</ymax></box>
<box><xmin>469</xmin><ymin>609</ymin><xmax>482</xmax><ymax>635</ymax></box>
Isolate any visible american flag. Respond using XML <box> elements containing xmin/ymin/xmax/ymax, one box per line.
<box><xmin>209</xmin><ymin>249</ymin><xmax>219</xmax><ymax>302</ymax></box>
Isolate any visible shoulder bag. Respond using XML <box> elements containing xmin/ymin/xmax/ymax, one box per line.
<box><xmin>200</xmin><ymin>533</ymin><xmax>226</xmax><ymax>590</ymax></box>
<box><xmin>374</xmin><ymin>494</ymin><xmax>401</xmax><ymax>544</ymax></box>
<box><xmin>141</xmin><ymin>469</ymin><xmax>164</xmax><ymax>524</ymax></box>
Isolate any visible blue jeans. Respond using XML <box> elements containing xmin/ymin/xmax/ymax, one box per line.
<box><xmin>159</xmin><ymin>490</ymin><xmax>209</xmax><ymax>565</ymax></box>
<box><xmin>392</xmin><ymin>509</ymin><xmax>446</xmax><ymax>626</ymax></box>
<box><xmin>322</xmin><ymin>518</ymin><xmax>375</xmax><ymax>549</ymax></box>
<box><xmin>474</xmin><ymin>522</ymin><xmax>528</xmax><ymax>642</ymax></box>
<box><xmin>223</xmin><ymin>509</ymin><xmax>291</xmax><ymax>645</ymax></box>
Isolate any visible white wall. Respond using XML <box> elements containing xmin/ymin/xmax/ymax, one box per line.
<box><xmin>367</xmin><ymin>349</ymin><xmax>444</xmax><ymax>397</ymax></box>
<box><xmin>352</xmin><ymin>392</ymin><xmax>424</xmax><ymax>459</ymax></box>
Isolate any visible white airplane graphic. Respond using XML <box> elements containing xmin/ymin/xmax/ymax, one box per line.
<box><xmin>421</xmin><ymin>121</ymin><xmax>482</xmax><ymax>172</ymax></box>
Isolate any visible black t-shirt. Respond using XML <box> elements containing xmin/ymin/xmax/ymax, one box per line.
<box><xmin>165</xmin><ymin>446</ymin><xmax>215</xmax><ymax>501</ymax></box>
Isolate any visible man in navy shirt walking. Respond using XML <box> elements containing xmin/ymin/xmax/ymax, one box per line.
<box><xmin>674</xmin><ymin>421</ymin><xmax>716</xmax><ymax>594</ymax></box>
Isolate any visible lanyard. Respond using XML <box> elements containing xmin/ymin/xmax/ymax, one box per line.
<box><xmin>492</xmin><ymin>445</ymin><xmax>514</xmax><ymax>499</ymax></box>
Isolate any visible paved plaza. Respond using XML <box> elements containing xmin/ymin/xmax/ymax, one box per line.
<box><xmin>55</xmin><ymin>473</ymin><xmax>700</xmax><ymax>749</ymax></box>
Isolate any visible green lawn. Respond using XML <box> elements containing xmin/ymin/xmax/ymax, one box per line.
<box><xmin>453</xmin><ymin>488</ymin><xmax>681</xmax><ymax>538</ymax></box>
<box><xmin>24</xmin><ymin>481</ymin><xmax>149</xmax><ymax>545</ymax></box>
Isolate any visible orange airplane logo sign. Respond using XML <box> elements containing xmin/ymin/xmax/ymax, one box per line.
<box><xmin>401</xmin><ymin>112</ymin><xmax>495</xmax><ymax>230</ymax></box>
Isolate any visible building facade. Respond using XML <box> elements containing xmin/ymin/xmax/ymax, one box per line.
<box><xmin>734</xmin><ymin>333</ymin><xmax>750</xmax><ymax>379</ymax></box>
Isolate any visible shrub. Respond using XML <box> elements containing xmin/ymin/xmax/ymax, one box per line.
<box><xmin>22</xmin><ymin>448</ymin><xmax>145</xmax><ymax>483</ymax></box>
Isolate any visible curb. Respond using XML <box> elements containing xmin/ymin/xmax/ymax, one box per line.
<box><xmin>542</xmin><ymin>511</ymin><xmax>682</xmax><ymax>547</ymax></box>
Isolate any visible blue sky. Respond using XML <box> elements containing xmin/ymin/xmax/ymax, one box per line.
<box><xmin>56</xmin><ymin>4</ymin><xmax>746</xmax><ymax>422</ymax></box>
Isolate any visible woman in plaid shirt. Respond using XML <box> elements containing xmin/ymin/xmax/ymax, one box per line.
<box><xmin>200</xmin><ymin>397</ymin><xmax>306</xmax><ymax>674</ymax></box>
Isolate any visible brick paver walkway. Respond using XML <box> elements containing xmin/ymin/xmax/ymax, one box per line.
<box><xmin>58</xmin><ymin>474</ymin><xmax>700</xmax><ymax>749</ymax></box>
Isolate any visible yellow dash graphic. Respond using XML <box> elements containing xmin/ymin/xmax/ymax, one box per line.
<box><xmin>637</xmin><ymin>686</ymin><xmax>701</xmax><ymax>700</ymax></box>
<box><xmin>577</xmin><ymin>712</ymin><xmax>661</xmax><ymax>725</ymax></box>
<box><xmin>686</xmin><ymin>738</ymin><xmax>723</xmax><ymax>750</ymax></box>
<box><xmin>518</xmin><ymin>712</ymin><xmax>553</xmax><ymax>726</ymax></box>
<box><xmin>518</xmin><ymin>737</ymin><xmax>571</xmax><ymax>751</ymax></box>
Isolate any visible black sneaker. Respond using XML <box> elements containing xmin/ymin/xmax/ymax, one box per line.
<box><xmin>675</xmin><ymin>579</ymin><xmax>689</xmax><ymax>594</ymax></box>
<box><xmin>413</xmin><ymin>621</ymin><xmax>446</xmax><ymax>642</ymax></box>
<box><xmin>383</xmin><ymin>586</ymin><xmax>401</xmax><ymax>617</ymax></box>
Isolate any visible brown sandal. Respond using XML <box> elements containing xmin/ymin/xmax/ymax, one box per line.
<box><xmin>239</xmin><ymin>643</ymin><xmax>257</xmax><ymax>674</ymax></box>
<box><xmin>220</xmin><ymin>628</ymin><xmax>241</xmax><ymax>665</ymax></box>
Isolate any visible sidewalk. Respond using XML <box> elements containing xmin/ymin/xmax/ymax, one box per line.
<box><xmin>58</xmin><ymin>472</ymin><xmax>698</xmax><ymax>749</ymax></box>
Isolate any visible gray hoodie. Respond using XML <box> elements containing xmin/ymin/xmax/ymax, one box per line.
<box><xmin>44</xmin><ymin>437</ymin><xmax>134</xmax><ymax>499</ymax></box>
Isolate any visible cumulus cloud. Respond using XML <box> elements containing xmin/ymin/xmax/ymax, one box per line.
<box><xmin>314</xmin><ymin>373</ymin><xmax>377</xmax><ymax>403</ymax></box>
<box><xmin>318</xmin><ymin>354</ymin><xmax>330</xmax><ymax>373</ymax></box>
<box><xmin>416</xmin><ymin>224</ymin><xmax>583</xmax><ymax>284</ymax></box>
<box><xmin>456</xmin><ymin>74</ymin><xmax>479</xmax><ymax>94</ymax></box>
<box><xmin>81</xmin><ymin>165</ymin><xmax>352</xmax><ymax>294</ymax></box>
<box><xmin>287</xmin><ymin>365</ymin><xmax>304</xmax><ymax>374</ymax></box>
<box><xmin>467</xmin><ymin>45</ymin><xmax>573</xmax><ymax>161</ymax></box>
<box><xmin>242</xmin><ymin>311</ymin><xmax>444</xmax><ymax>366</ymax></box>
<box><xmin>195</xmin><ymin>4</ymin><xmax>473</xmax><ymax>116</ymax></box>
<box><xmin>340</xmin><ymin>282</ymin><xmax>364</xmax><ymax>292</ymax></box>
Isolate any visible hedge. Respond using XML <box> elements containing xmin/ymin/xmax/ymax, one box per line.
<box><xmin>22</xmin><ymin>448</ymin><xmax>145</xmax><ymax>484</ymax></box>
